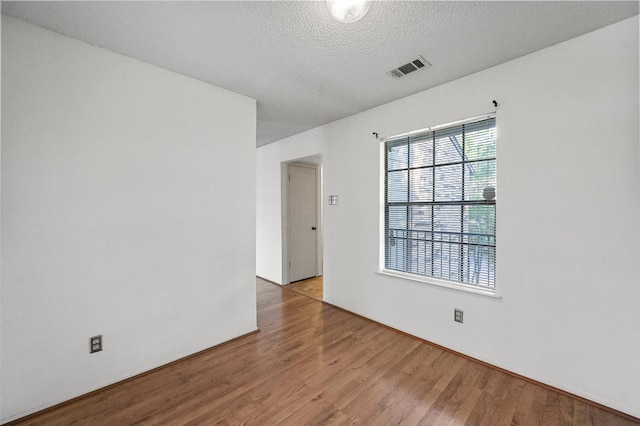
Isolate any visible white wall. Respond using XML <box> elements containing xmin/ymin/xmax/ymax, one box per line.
<box><xmin>256</xmin><ymin>16</ymin><xmax>640</xmax><ymax>417</ymax></box>
<box><xmin>1</xmin><ymin>16</ymin><xmax>257</xmax><ymax>423</ymax></box>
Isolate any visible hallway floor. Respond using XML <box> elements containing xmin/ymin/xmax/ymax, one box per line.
<box><xmin>286</xmin><ymin>275</ymin><xmax>323</xmax><ymax>301</ymax></box>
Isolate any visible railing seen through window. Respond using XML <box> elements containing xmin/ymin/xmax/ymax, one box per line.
<box><xmin>384</xmin><ymin>116</ymin><xmax>496</xmax><ymax>288</ymax></box>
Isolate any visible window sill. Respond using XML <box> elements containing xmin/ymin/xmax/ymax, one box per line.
<box><xmin>376</xmin><ymin>269</ymin><xmax>502</xmax><ymax>299</ymax></box>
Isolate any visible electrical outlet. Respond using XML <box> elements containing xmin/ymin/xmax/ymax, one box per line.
<box><xmin>90</xmin><ymin>335</ymin><xmax>102</xmax><ymax>353</ymax></box>
<box><xmin>454</xmin><ymin>309</ymin><xmax>464</xmax><ymax>323</ymax></box>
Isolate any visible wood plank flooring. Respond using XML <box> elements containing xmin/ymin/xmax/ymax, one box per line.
<box><xmin>286</xmin><ymin>276</ymin><xmax>323</xmax><ymax>301</ymax></box>
<box><xmin>10</xmin><ymin>277</ymin><xmax>638</xmax><ymax>425</ymax></box>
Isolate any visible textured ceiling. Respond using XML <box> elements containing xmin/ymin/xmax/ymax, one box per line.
<box><xmin>2</xmin><ymin>1</ymin><xmax>638</xmax><ymax>147</ymax></box>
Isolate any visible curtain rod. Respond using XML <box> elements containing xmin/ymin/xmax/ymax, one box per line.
<box><xmin>377</xmin><ymin>101</ymin><xmax>498</xmax><ymax>143</ymax></box>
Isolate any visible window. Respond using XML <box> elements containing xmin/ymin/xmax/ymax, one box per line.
<box><xmin>384</xmin><ymin>115</ymin><xmax>496</xmax><ymax>289</ymax></box>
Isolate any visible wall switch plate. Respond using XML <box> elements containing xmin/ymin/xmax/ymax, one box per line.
<box><xmin>454</xmin><ymin>309</ymin><xmax>464</xmax><ymax>323</ymax></box>
<box><xmin>90</xmin><ymin>335</ymin><xmax>103</xmax><ymax>353</ymax></box>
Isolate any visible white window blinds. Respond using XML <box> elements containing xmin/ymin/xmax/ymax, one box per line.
<box><xmin>384</xmin><ymin>116</ymin><xmax>496</xmax><ymax>288</ymax></box>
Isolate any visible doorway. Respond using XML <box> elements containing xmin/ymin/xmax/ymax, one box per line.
<box><xmin>288</xmin><ymin>163</ymin><xmax>319</xmax><ymax>282</ymax></box>
<box><xmin>285</xmin><ymin>158</ymin><xmax>322</xmax><ymax>285</ymax></box>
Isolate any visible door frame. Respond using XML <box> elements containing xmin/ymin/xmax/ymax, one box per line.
<box><xmin>282</xmin><ymin>156</ymin><xmax>323</xmax><ymax>285</ymax></box>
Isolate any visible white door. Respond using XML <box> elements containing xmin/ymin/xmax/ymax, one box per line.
<box><xmin>288</xmin><ymin>164</ymin><xmax>317</xmax><ymax>282</ymax></box>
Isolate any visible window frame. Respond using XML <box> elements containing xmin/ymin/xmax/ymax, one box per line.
<box><xmin>379</xmin><ymin>113</ymin><xmax>499</xmax><ymax>297</ymax></box>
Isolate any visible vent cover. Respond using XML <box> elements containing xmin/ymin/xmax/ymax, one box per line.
<box><xmin>389</xmin><ymin>56</ymin><xmax>430</xmax><ymax>79</ymax></box>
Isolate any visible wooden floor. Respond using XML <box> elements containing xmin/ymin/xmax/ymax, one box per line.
<box><xmin>286</xmin><ymin>275</ymin><xmax>323</xmax><ymax>301</ymax></box>
<box><xmin>11</xmin><ymin>277</ymin><xmax>638</xmax><ymax>425</ymax></box>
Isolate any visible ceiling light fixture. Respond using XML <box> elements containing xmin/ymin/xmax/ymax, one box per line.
<box><xmin>327</xmin><ymin>0</ymin><xmax>371</xmax><ymax>23</ymax></box>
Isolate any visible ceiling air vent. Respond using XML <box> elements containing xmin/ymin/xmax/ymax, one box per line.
<box><xmin>389</xmin><ymin>56</ymin><xmax>430</xmax><ymax>79</ymax></box>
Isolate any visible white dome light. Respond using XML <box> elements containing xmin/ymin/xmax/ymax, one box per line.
<box><xmin>327</xmin><ymin>0</ymin><xmax>372</xmax><ymax>23</ymax></box>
